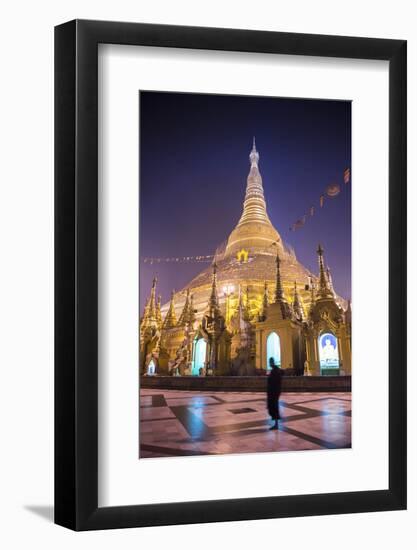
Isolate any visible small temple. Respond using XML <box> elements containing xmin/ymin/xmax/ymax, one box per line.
<box><xmin>140</xmin><ymin>140</ymin><xmax>351</xmax><ymax>377</ymax></box>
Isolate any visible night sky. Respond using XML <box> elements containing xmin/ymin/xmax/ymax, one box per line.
<box><xmin>140</xmin><ymin>91</ymin><xmax>351</xmax><ymax>309</ymax></box>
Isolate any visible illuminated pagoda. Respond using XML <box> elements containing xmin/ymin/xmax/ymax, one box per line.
<box><xmin>140</xmin><ymin>139</ymin><xmax>351</xmax><ymax>377</ymax></box>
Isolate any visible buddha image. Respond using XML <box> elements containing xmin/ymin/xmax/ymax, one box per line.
<box><xmin>320</xmin><ymin>333</ymin><xmax>339</xmax><ymax>364</ymax></box>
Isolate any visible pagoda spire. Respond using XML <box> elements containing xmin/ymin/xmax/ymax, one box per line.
<box><xmin>274</xmin><ymin>254</ymin><xmax>292</xmax><ymax>319</ymax></box>
<box><xmin>163</xmin><ymin>289</ymin><xmax>177</xmax><ymax>329</ymax></box>
<box><xmin>207</xmin><ymin>262</ymin><xmax>221</xmax><ymax>317</ymax></box>
<box><xmin>148</xmin><ymin>276</ymin><xmax>157</xmax><ymax>320</ymax></box>
<box><xmin>178</xmin><ymin>288</ymin><xmax>191</xmax><ymax>326</ymax></box>
<box><xmin>317</xmin><ymin>244</ymin><xmax>333</xmax><ymax>299</ymax></box>
<box><xmin>141</xmin><ymin>295</ymin><xmax>150</xmax><ymax>320</ymax></box>
<box><xmin>188</xmin><ymin>293</ymin><xmax>196</xmax><ymax>327</ymax></box>
<box><xmin>326</xmin><ymin>265</ymin><xmax>335</xmax><ymax>297</ymax></box>
<box><xmin>309</xmin><ymin>276</ymin><xmax>316</xmax><ymax>302</ymax></box>
<box><xmin>275</xmin><ymin>254</ymin><xmax>284</xmax><ymax>302</ymax></box>
<box><xmin>140</xmin><ymin>277</ymin><xmax>159</xmax><ymax>333</ymax></box>
<box><xmin>234</xmin><ymin>284</ymin><xmax>249</xmax><ymax>322</ymax></box>
<box><xmin>239</xmin><ymin>138</ymin><xmax>270</xmax><ymax>226</ymax></box>
<box><xmin>140</xmin><ymin>297</ymin><xmax>150</xmax><ymax>331</ymax></box>
<box><xmin>249</xmin><ymin>136</ymin><xmax>259</xmax><ymax>166</ymax></box>
<box><xmin>156</xmin><ymin>295</ymin><xmax>162</xmax><ymax>327</ymax></box>
<box><xmin>261</xmin><ymin>281</ymin><xmax>269</xmax><ymax>320</ymax></box>
<box><xmin>224</xmin><ymin>140</ymin><xmax>281</xmax><ymax>257</ymax></box>
<box><xmin>292</xmin><ymin>281</ymin><xmax>304</xmax><ymax>321</ymax></box>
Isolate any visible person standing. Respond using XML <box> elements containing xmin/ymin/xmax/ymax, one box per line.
<box><xmin>267</xmin><ymin>357</ymin><xmax>283</xmax><ymax>430</ymax></box>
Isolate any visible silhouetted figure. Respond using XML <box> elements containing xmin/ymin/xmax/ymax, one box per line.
<box><xmin>267</xmin><ymin>358</ymin><xmax>283</xmax><ymax>430</ymax></box>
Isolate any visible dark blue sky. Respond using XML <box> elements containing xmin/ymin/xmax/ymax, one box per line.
<box><xmin>140</xmin><ymin>91</ymin><xmax>351</xmax><ymax>309</ymax></box>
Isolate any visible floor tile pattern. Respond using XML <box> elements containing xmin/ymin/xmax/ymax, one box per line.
<box><xmin>139</xmin><ymin>389</ymin><xmax>351</xmax><ymax>458</ymax></box>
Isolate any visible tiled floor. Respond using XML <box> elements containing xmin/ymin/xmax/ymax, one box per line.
<box><xmin>139</xmin><ymin>389</ymin><xmax>351</xmax><ymax>458</ymax></box>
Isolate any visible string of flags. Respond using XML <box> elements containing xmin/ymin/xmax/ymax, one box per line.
<box><xmin>289</xmin><ymin>167</ymin><xmax>350</xmax><ymax>232</ymax></box>
<box><xmin>142</xmin><ymin>254</ymin><xmax>214</xmax><ymax>265</ymax></box>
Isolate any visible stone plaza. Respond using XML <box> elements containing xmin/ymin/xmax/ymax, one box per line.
<box><xmin>140</xmin><ymin>388</ymin><xmax>351</xmax><ymax>458</ymax></box>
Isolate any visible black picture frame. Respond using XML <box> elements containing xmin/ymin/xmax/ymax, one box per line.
<box><xmin>55</xmin><ymin>19</ymin><xmax>407</xmax><ymax>531</ymax></box>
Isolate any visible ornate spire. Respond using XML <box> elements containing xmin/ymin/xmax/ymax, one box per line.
<box><xmin>206</xmin><ymin>262</ymin><xmax>221</xmax><ymax>317</ymax></box>
<box><xmin>156</xmin><ymin>295</ymin><xmax>162</xmax><ymax>326</ymax></box>
<box><xmin>139</xmin><ymin>297</ymin><xmax>150</xmax><ymax>333</ymax></box>
<box><xmin>224</xmin><ymin>140</ymin><xmax>281</xmax><ymax>257</ymax></box>
<box><xmin>149</xmin><ymin>276</ymin><xmax>157</xmax><ymax>320</ymax></box>
<box><xmin>188</xmin><ymin>293</ymin><xmax>196</xmax><ymax>327</ymax></box>
<box><xmin>308</xmin><ymin>276</ymin><xmax>316</xmax><ymax>309</ymax></box>
<box><xmin>274</xmin><ymin>254</ymin><xmax>292</xmax><ymax>319</ymax></box>
<box><xmin>249</xmin><ymin>136</ymin><xmax>259</xmax><ymax>166</ymax></box>
<box><xmin>260</xmin><ymin>281</ymin><xmax>269</xmax><ymax>320</ymax></box>
<box><xmin>140</xmin><ymin>277</ymin><xmax>159</xmax><ymax>332</ymax></box>
<box><xmin>163</xmin><ymin>289</ymin><xmax>177</xmax><ymax>329</ymax></box>
<box><xmin>275</xmin><ymin>254</ymin><xmax>284</xmax><ymax>302</ymax></box>
<box><xmin>292</xmin><ymin>281</ymin><xmax>304</xmax><ymax>321</ymax></box>
<box><xmin>317</xmin><ymin>244</ymin><xmax>333</xmax><ymax>299</ymax></box>
<box><xmin>178</xmin><ymin>288</ymin><xmax>191</xmax><ymax>326</ymax></box>
<box><xmin>232</xmin><ymin>284</ymin><xmax>248</xmax><ymax>322</ymax></box>
<box><xmin>239</xmin><ymin>138</ymin><xmax>270</xmax><ymax>226</ymax></box>
<box><xmin>326</xmin><ymin>265</ymin><xmax>335</xmax><ymax>297</ymax></box>
<box><xmin>231</xmin><ymin>284</ymin><xmax>251</xmax><ymax>329</ymax></box>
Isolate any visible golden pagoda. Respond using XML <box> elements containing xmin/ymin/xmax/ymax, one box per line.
<box><xmin>160</xmin><ymin>138</ymin><xmax>331</xmax><ymax>323</ymax></box>
<box><xmin>140</xmin><ymin>140</ymin><xmax>351</xmax><ymax>377</ymax></box>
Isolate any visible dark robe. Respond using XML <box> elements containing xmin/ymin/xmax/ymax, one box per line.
<box><xmin>267</xmin><ymin>367</ymin><xmax>282</xmax><ymax>420</ymax></box>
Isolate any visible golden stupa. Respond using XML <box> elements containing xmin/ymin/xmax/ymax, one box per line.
<box><xmin>160</xmin><ymin>138</ymin><xmax>337</xmax><ymax>323</ymax></box>
<box><xmin>142</xmin><ymin>139</ymin><xmax>351</xmax><ymax>377</ymax></box>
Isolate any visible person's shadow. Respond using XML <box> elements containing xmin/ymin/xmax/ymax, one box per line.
<box><xmin>24</xmin><ymin>505</ymin><xmax>54</xmax><ymax>523</ymax></box>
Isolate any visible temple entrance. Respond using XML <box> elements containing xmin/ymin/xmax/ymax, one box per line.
<box><xmin>147</xmin><ymin>359</ymin><xmax>156</xmax><ymax>376</ymax></box>
<box><xmin>192</xmin><ymin>338</ymin><xmax>207</xmax><ymax>375</ymax></box>
<box><xmin>318</xmin><ymin>332</ymin><xmax>340</xmax><ymax>375</ymax></box>
<box><xmin>266</xmin><ymin>331</ymin><xmax>281</xmax><ymax>369</ymax></box>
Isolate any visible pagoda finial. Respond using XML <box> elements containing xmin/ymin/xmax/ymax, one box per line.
<box><xmin>249</xmin><ymin>136</ymin><xmax>259</xmax><ymax>166</ymax></box>
<box><xmin>163</xmin><ymin>289</ymin><xmax>177</xmax><ymax>329</ymax></box>
<box><xmin>317</xmin><ymin>244</ymin><xmax>333</xmax><ymax>299</ymax></box>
